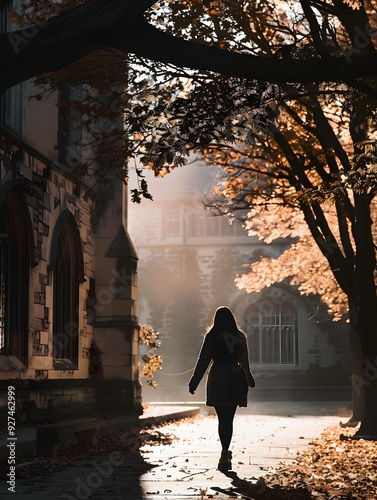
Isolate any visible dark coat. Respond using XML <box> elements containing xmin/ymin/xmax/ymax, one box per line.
<box><xmin>188</xmin><ymin>330</ymin><xmax>255</xmax><ymax>407</ymax></box>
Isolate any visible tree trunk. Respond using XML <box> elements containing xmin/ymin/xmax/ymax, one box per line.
<box><xmin>352</xmin><ymin>193</ymin><xmax>377</xmax><ymax>438</ymax></box>
<box><xmin>340</xmin><ymin>301</ymin><xmax>365</xmax><ymax>426</ymax></box>
<box><xmin>348</xmin><ymin>322</ymin><xmax>365</xmax><ymax>423</ymax></box>
<box><xmin>354</xmin><ymin>320</ymin><xmax>377</xmax><ymax>437</ymax></box>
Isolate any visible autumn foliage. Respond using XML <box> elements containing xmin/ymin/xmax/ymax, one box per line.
<box><xmin>8</xmin><ymin>0</ymin><xmax>377</xmax><ymax>435</ymax></box>
<box><xmin>139</xmin><ymin>324</ymin><xmax>162</xmax><ymax>388</ymax></box>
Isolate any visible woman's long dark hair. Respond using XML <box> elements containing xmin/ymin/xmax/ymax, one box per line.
<box><xmin>207</xmin><ymin>306</ymin><xmax>246</xmax><ymax>361</ymax></box>
<box><xmin>209</xmin><ymin>306</ymin><xmax>239</xmax><ymax>334</ymax></box>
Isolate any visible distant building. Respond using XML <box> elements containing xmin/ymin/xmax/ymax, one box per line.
<box><xmin>129</xmin><ymin>164</ymin><xmax>351</xmax><ymax>401</ymax></box>
<box><xmin>0</xmin><ymin>6</ymin><xmax>141</xmax><ymax>420</ymax></box>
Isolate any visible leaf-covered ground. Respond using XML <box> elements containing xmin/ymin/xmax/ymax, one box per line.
<box><xmin>1</xmin><ymin>417</ymin><xmax>376</xmax><ymax>498</ymax></box>
<box><xmin>257</xmin><ymin>424</ymin><xmax>377</xmax><ymax>499</ymax></box>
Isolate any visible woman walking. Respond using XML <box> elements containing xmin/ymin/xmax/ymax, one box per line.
<box><xmin>188</xmin><ymin>306</ymin><xmax>255</xmax><ymax>472</ymax></box>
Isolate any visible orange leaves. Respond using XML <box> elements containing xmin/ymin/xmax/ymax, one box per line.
<box><xmin>342</xmin><ymin>0</ymin><xmax>363</xmax><ymax>9</ymax></box>
<box><xmin>140</xmin><ymin>354</ymin><xmax>163</xmax><ymax>389</ymax></box>
<box><xmin>139</xmin><ymin>324</ymin><xmax>162</xmax><ymax>388</ymax></box>
<box><xmin>235</xmin><ymin>203</ymin><xmax>349</xmax><ymax>320</ymax></box>
<box><xmin>139</xmin><ymin>324</ymin><xmax>161</xmax><ymax>350</ymax></box>
<box><xmin>264</xmin><ymin>425</ymin><xmax>377</xmax><ymax>498</ymax></box>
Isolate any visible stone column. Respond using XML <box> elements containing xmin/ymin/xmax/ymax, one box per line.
<box><xmin>93</xmin><ymin>180</ymin><xmax>141</xmax><ymax>413</ymax></box>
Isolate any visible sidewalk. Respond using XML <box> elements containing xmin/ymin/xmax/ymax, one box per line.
<box><xmin>0</xmin><ymin>404</ymin><xmax>201</xmax><ymax>461</ymax></box>
<box><xmin>0</xmin><ymin>401</ymin><xmax>351</xmax><ymax>499</ymax></box>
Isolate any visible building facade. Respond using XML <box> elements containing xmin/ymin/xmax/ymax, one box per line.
<box><xmin>0</xmin><ymin>7</ymin><xmax>141</xmax><ymax>421</ymax></box>
<box><xmin>129</xmin><ymin>165</ymin><xmax>352</xmax><ymax>401</ymax></box>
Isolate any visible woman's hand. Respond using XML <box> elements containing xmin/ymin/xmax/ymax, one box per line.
<box><xmin>249</xmin><ymin>377</ymin><xmax>255</xmax><ymax>388</ymax></box>
<box><xmin>188</xmin><ymin>385</ymin><xmax>196</xmax><ymax>395</ymax></box>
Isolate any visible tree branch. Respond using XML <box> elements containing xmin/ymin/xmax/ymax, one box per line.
<box><xmin>300</xmin><ymin>0</ymin><xmax>331</xmax><ymax>58</ymax></box>
<box><xmin>113</xmin><ymin>18</ymin><xmax>377</xmax><ymax>83</ymax></box>
<box><xmin>1</xmin><ymin>0</ymin><xmax>377</xmax><ymax>94</ymax></box>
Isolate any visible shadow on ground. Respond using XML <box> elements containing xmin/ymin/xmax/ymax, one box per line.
<box><xmin>0</xmin><ymin>433</ymin><xmax>158</xmax><ymax>498</ymax></box>
<box><xmin>208</xmin><ymin>471</ymin><xmax>311</xmax><ymax>499</ymax></box>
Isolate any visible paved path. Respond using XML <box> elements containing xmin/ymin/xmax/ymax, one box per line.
<box><xmin>0</xmin><ymin>401</ymin><xmax>351</xmax><ymax>499</ymax></box>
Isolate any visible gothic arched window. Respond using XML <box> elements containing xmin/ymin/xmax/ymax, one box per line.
<box><xmin>246</xmin><ymin>298</ymin><xmax>298</xmax><ymax>365</ymax></box>
<box><xmin>0</xmin><ymin>185</ymin><xmax>34</xmax><ymax>365</ymax></box>
<box><xmin>50</xmin><ymin>210</ymin><xmax>84</xmax><ymax>368</ymax></box>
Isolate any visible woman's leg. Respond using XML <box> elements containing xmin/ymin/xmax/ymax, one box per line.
<box><xmin>214</xmin><ymin>405</ymin><xmax>237</xmax><ymax>451</ymax></box>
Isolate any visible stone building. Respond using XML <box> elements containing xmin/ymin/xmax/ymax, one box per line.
<box><xmin>0</xmin><ymin>10</ymin><xmax>140</xmax><ymax>420</ymax></box>
<box><xmin>128</xmin><ymin>164</ymin><xmax>352</xmax><ymax>401</ymax></box>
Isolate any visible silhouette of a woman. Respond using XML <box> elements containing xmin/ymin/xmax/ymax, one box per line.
<box><xmin>188</xmin><ymin>306</ymin><xmax>255</xmax><ymax>472</ymax></box>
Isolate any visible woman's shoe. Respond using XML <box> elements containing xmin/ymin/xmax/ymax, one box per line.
<box><xmin>217</xmin><ymin>450</ymin><xmax>232</xmax><ymax>472</ymax></box>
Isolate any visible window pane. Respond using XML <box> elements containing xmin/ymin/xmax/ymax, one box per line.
<box><xmin>167</xmin><ymin>208</ymin><xmax>180</xmax><ymax>237</ymax></box>
<box><xmin>53</xmin><ymin>214</ymin><xmax>80</xmax><ymax>367</ymax></box>
<box><xmin>249</xmin><ymin>325</ymin><xmax>260</xmax><ymax>364</ymax></box>
<box><xmin>281</xmin><ymin>326</ymin><xmax>294</xmax><ymax>364</ymax></box>
<box><xmin>246</xmin><ymin>299</ymin><xmax>297</xmax><ymax>365</ymax></box>
<box><xmin>0</xmin><ymin>192</ymin><xmax>29</xmax><ymax>364</ymax></box>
